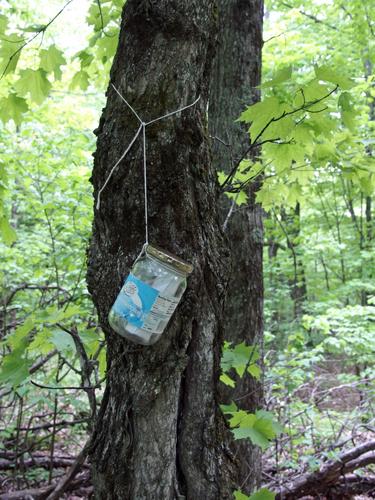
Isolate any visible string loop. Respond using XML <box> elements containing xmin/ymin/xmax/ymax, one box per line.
<box><xmin>96</xmin><ymin>84</ymin><xmax>200</xmax><ymax>247</ymax></box>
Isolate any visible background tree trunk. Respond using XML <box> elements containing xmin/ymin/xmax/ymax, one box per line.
<box><xmin>209</xmin><ymin>0</ymin><xmax>264</xmax><ymax>493</ymax></box>
<box><xmin>87</xmin><ymin>1</ymin><xmax>240</xmax><ymax>498</ymax></box>
<box><xmin>280</xmin><ymin>202</ymin><xmax>307</xmax><ymax>319</ymax></box>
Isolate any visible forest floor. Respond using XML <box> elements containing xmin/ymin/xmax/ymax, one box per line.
<box><xmin>263</xmin><ymin>358</ymin><xmax>375</xmax><ymax>499</ymax></box>
<box><xmin>0</xmin><ymin>360</ymin><xmax>373</xmax><ymax>499</ymax></box>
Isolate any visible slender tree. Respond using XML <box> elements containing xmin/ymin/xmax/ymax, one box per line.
<box><xmin>280</xmin><ymin>203</ymin><xmax>307</xmax><ymax>318</ymax></box>
<box><xmin>87</xmin><ymin>1</ymin><xmax>244</xmax><ymax>497</ymax></box>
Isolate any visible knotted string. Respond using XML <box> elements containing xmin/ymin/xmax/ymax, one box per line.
<box><xmin>96</xmin><ymin>84</ymin><xmax>200</xmax><ymax>246</ymax></box>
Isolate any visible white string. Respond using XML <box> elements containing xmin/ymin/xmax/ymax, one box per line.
<box><xmin>96</xmin><ymin>84</ymin><xmax>201</xmax><ymax>245</ymax></box>
<box><xmin>142</xmin><ymin>122</ymin><xmax>148</xmax><ymax>244</ymax></box>
<box><xmin>96</xmin><ymin>124</ymin><xmax>143</xmax><ymax>210</ymax></box>
<box><xmin>145</xmin><ymin>95</ymin><xmax>201</xmax><ymax>125</ymax></box>
<box><xmin>222</xmin><ymin>195</ymin><xmax>238</xmax><ymax>232</ymax></box>
<box><xmin>111</xmin><ymin>84</ymin><xmax>143</xmax><ymax>124</ymax></box>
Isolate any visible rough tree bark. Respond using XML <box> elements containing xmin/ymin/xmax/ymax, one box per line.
<box><xmin>209</xmin><ymin>0</ymin><xmax>264</xmax><ymax>493</ymax></box>
<box><xmin>87</xmin><ymin>1</ymin><xmax>240</xmax><ymax>498</ymax></box>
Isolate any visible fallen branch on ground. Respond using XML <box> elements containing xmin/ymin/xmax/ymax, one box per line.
<box><xmin>46</xmin><ymin>439</ymin><xmax>91</xmax><ymax>500</ymax></box>
<box><xmin>0</xmin><ymin>455</ymin><xmax>89</xmax><ymax>471</ymax></box>
<box><xmin>0</xmin><ymin>471</ymin><xmax>90</xmax><ymax>500</ymax></box>
<box><xmin>273</xmin><ymin>439</ymin><xmax>375</xmax><ymax>499</ymax></box>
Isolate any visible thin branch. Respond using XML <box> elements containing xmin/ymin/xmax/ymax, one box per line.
<box><xmin>220</xmin><ymin>85</ymin><xmax>338</xmax><ymax>190</ymax></box>
<box><xmin>280</xmin><ymin>2</ymin><xmax>339</xmax><ymax>31</ymax></box>
<box><xmin>95</xmin><ymin>0</ymin><xmax>117</xmax><ymax>37</ymax></box>
<box><xmin>56</xmin><ymin>323</ymin><xmax>97</xmax><ymax>418</ymax></box>
<box><xmin>1</xmin><ymin>0</ymin><xmax>75</xmax><ymax>78</ymax></box>
<box><xmin>46</xmin><ymin>440</ymin><xmax>91</xmax><ymax>500</ymax></box>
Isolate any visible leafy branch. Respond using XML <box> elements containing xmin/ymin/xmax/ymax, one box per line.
<box><xmin>220</xmin><ymin>84</ymin><xmax>339</xmax><ymax>192</ymax></box>
<box><xmin>1</xmin><ymin>0</ymin><xmax>75</xmax><ymax>78</ymax></box>
<box><xmin>95</xmin><ymin>0</ymin><xmax>117</xmax><ymax>37</ymax></box>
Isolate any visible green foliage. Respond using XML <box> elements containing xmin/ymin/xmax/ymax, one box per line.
<box><xmin>314</xmin><ymin>65</ymin><xmax>354</xmax><ymax>91</ymax></box>
<box><xmin>222</xmin><ymin>405</ymin><xmax>282</xmax><ymax>450</ymax></box>
<box><xmin>234</xmin><ymin>488</ymin><xmax>275</xmax><ymax>500</ymax></box>
<box><xmin>0</xmin><ymin>214</ymin><xmax>17</xmax><ymax>245</ymax></box>
<box><xmin>15</xmin><ymin>68</ymin><xmax>52</xmax><ymax>104</ymax></box>
<box><xmin>219</xmin><ymin>0</ymin><xmax>374</xmax><ymax>212</ymax></box>
<box><xmin>221</xmin><ymin>341</ymin><xmax>261</xmax><ymax>387</ymax></box>
<box><xmin>39</xmin><ymin>45</ymin><xmax>66</xmax><ymax>80</ymax></box>
<box><xmin>0</xmin><ymin>0</ymin><xmax>124</xmax><ymax>249</ymax></box>
<box><xmin>0</xmin><ymin>89</ymin><xmax>104</xmax><ymax>390</ymax></box>
<box><xmin>255</xmin><ymin>0</ymin><xmax>375</xmax><ymax>492</ymax></box>
<box><xmin>234</xmin><ymin>69</ymin><xmax>360</xmax><ymax>210</ymax></box>
<box><xmin>0</xmin><ymin>93</ymin><xmax>28</xmax><ymax>125</ymax></box>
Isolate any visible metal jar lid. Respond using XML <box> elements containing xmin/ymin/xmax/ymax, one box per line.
<box><xmin>146</xmin><ymin>244</ymin><xmax>193</xmax><ymax>275</ymax></box>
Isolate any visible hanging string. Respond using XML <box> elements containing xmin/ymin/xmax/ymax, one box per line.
<box><xmin>142</xmin><ymin>122</ymin><xmax>148</xmax><ymax>244</ymax></box>
<box><xmin>96</xmin><ymin>124</ymin><xmax>143</xmax><ymax>210</ymax></box>
<box><xmin>96</xmin><ymin>84</ymin><xmax>200</xmax><ymax>247</ymax></box>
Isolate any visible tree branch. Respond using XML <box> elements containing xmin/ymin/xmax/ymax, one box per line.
<box><xmin>1</xmin><ymin>0</ymin><xmax>75</xmax><ymax>78</ymax></box>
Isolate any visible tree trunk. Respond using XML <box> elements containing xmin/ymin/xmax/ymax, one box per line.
<box><xmin>87</xmin><ymin>1</ymin><xmax>238</xmax><ymax>498</ymax></box>
<box><xmin>208</xmin><ymin>0</ymin><xmax>264</xmax><ymax>493</ymax></box>
<box><xmin>280</xmin><ymin>202</ymin><xmax>307</xmax><ymax>318</ymax></box>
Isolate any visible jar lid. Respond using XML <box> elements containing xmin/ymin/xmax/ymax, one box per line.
<box><xmin>146</xmin><ymin>244</ymin><xmax>193</xmax><ymax>275</ymax></box>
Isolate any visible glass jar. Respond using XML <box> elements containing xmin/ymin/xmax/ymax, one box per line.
<box><xmin>108</xmin><ymin>244</ymin><xmax>193</xmax><ymax>345</ymax></box>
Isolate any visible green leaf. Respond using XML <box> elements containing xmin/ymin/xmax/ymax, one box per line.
<box><xmin>229</xmin><ymin>410</ymin><xmax>281</xmax><ymax>450</ymax></box>
<box><xmin>239</xmin><ymin>97</ymin><xmax>290</xmax><ymax>142</ymax></box>
<box><xmin>234</xmin><ymin>489</ymin><xmax>276</xmax><ymax>500</ymax></box>
<box><xmin>79</xmin><ymin>329</ymin><xmax>101</xmax><ymax>357</ymax></box>
<box><xmin>218</xmin><ymin>171</ymin><xmax>248</xmax><ymax>206</ymax></box>
<box><xmin>0</xmin><ymin>216</ymin><xmax>17</xmax><ymax>245</ymax></box>
<box><xmin>0</xmin><ymin>351</ymin><xmax>30</xmax><ymax>387</ymax></box>
<box><xmin>221</xmin><ymin>401</ymin><xmax>238</xmax><ymax>414</ymax></box>
<box><xmin>0</xmin><ymin>14</ymin><xmax>8</xmax><ymax>33</ymax></box>
<box><xmin>222</xmin><ymin>342</ymin><xmax>260</xmax><ymax>377</ymax></box>
<box><xmin>0</xmin><ymin>37</ymin><xmax>22</xmax><ymax>76</ymax></box>
<box><xmin>248</xmin><ymin>363</ymin><xmax>261</xmax><ymax>380</ymax></box>
<box><xmin>75</xmin><ymin>49</ymin><xmax>94</xmax><ymax>68</ymax></box>
<box><xmin>69</xmin><ymin>70</ymin><xmax>90</xmax><ymax>91</ymax></box>
<box><xmin>39</xmin><ymin>45</ymin><xmax>66</xmax><ymax>80</ymax></box>
<box><xmin>27</xmin><ymin>328</ymin><xmax>54</xmax><ymax>355</ymax></box>
<box><xmin>338</xmin><ymin>92</ymin><xmax>353</xmax><ymax>111</ymax></box>
<box><xmin>220</xmin><ymin>373</ymin><xmax>235</xmax><ymax>387</ymax></box>
<box><xmin>341</xmin><ymin>110</ymin><xmax>356</xmax><ymax>132</ymax></box>
<box><xmin>255</xmin><ymin>183</ymin><xmax>275</xmax><ymax>210</ymax></box>
<box><xmin>23</xmin><ymin>24</ymin><xmax>45</xmax><ymax>32</ymax></box>
<box><xmin>249</xmin><ymin>488</ymin><xmax>276</xmax><ymax>500</ymax></box>
<box><xmin>39</xmin><ymin>304</ymin><xmax>81</xmax><ymax>324</ymax></box>
<box><xmin>314</xmin><ymin>65</ymin><xmax>353</xmax><ymax>90</ymax></box>
<box><xmin>87</xmin><ymin>3</ymin><xmax>110</xmax><ymax>31</ymax></box>
<box><xmin>261</xmin><ymin>66</ymin><xmax>292</xmax><ymax>88</ymax></box>
<box><xmin>314</xmin><ymin>142</ymin><xmax>336</xmax><ymax>160</ymax></box>
<box><xmin>234</xmin><ymin>491</ymin><xmax>249</xmax><ymax>500</ymax></box>
<box><xmin>295</xmin><ymin>81</ymin><xmax>330</xmax><ymax>105</ymax></box>
<box><xmin>234</xmin><ymin>426</ymin><xmax>270</xmax><ymax>449</ymax></box>
<box><xmin>98</xmin><ymin>348</ymin><xmax>106</xmax><ymax>378</ymax></box>
<box><xmin>256</xmin><ymin>410</ymin><xmax>284</xmax><ymax>434</ymax></box>
<box><xmin>95</xmin><ymin>33</ymin><xmax>119</xmax><ymax>63</ymax></box>
<box><xmin>15</xmin><ymin>69</ymin><xmax>52</xmax><ymax>105</ymax></box>
<box><xmin>232</xmin><ymin>421</ymin><xmax>272</xmax><ymax>449</ymax></box>
<box><xmin>50</xmin><ymin>329</ymin><xmax>75</xmax><ymax>354</ymax></box>
<box><xmin>0</xmin><ymin>93</ymin><xmax>29</xmax><ymax>125</ymax></box>
<box><xmin>7</xmin><ymin>317</ymin><xmax>34</xmax><ymax>350</ymax></box>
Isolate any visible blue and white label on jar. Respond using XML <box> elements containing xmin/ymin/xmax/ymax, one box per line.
<box><xmin>112</xmin><ymin>274</ymin><xmax>159</xmax><ymax>329</ymax></box>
